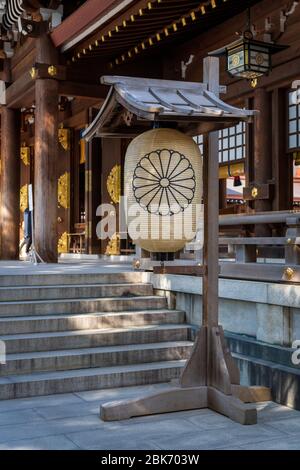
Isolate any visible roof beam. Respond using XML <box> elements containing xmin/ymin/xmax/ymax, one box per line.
<box><xmin>58</xmin><ymin>81</ymin><xmax>108</xmax><ymax>100</ymax></box>
<box><xmin>5</xmin><ymin>70</ymin><xmax>108</xmax><ymax>108</ymax></box>
<box><xmin>6</xmin><ymin>70</ymin><xmax>35</xmax><ymax>109</ymax></box>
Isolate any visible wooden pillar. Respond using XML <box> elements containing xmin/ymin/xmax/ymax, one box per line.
<box><xmin>253</xmin><ymin>88</ymin><xmax>272</xmax><ymax>236</ymax></box>
<box><xmin>245</xmin><ymin>97</ymin><xmax>254</xmax><ymax>211</ymax></box>
<box><xmin>34</xmin><ymin>36</ymin><xmax>59</xmax><ymax>262</ymax></box>
<box><xmin>100</xmin><ymin>138</ymin><xmax>122</xmax><ymax>255</ymax></box>
<box><xmin>85</xmin><ymin>124</ymin><xmax>102</xmax><ymax>254</ymax></box>
<box><xmin>0</xmin><ymin>108</ymin><xmax>21</xmax><ymax>259</ymax></box>
<box><xmin>219</xmin><ymin>179</ymin><xmax>227</xmax><ymax>211</ymax></box>
<box><xmin>253</xmin><ymin>88</ymin><xmax>272</xmax><ymax>212</ymax></box>
<box><xmin>272</xmin><ymin>88</ymin><xmax>293</xmax><ymax>211</ymax></box>
<box><xmin>203</xmin><ymin>57</ymin><xmax>220</xmax><ymax>329</ymax></box>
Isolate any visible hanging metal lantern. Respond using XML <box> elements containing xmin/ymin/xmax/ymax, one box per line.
<box><xmin>226</xmin><ymin>34</ymin><xmax>287</xmax><ymax>85</ymax></box>
<box><xmin>211</xmin><ymin>31</ymin><xmax>287</xmax><ymax>88</ymax></box>
<box><xmin>209</xmin><ymin>8</ymin><xmax>288</xmax><ymax>88</ymax></box>
<box><xmin>124</xmin><ymin>128</ymin><xmax>203</xmax><ymax>254</ymax></box>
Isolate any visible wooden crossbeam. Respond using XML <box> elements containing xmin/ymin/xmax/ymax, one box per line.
<box><xmin>58</xmin><ymin>81</ymin><xmax>107</xmax><ymax>100</ymax></box>
<box><xmin>6</xmin><ymin>70</ymin><xmax>34</xmax><ymax>109</ymax></box>
<box><xmin>5</xmin><ymin>68</ymin><xmax>107</xmax><ymax>108</ymax></box>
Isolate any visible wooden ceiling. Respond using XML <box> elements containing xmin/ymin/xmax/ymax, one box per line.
<box><xmin>69</xmin><ymin>0</ymin><xmax>262</xmax><ymax>66</ymax></box>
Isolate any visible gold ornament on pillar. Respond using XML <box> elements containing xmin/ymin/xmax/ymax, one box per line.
<box><xmin>80</xmin><ymin>138</ymin><xmax>86</xmax><ymax>164</ymax></box>
<box><xmin>124</xmin><ymin>128</ymin><xmax>203</xmax><ymax>253</ymax></box>
<box><xmin>20</xmin><ymin>185</ymin><xmax>29</xmax><ymax>213</ymax></box>
<box><xmin>58</xmin><ymin>126</ymin><xmax>70</xmax><ymax>151</ymax></box>
<box><xmin>58</xmin><ymin>232</ymin><xmax>69</xmax><ymax>254</ymax></box>
<box><xmin>20</xmin><ymin>144</ymin><xmax>30</xmax><ymax>166</ymax></box>
<box><xmin>105</xmin><ymin>232</ymin><xmax>120</xmax><ymax>256</ymax></box>
<box><xmin>107</xmin><ymin>164</ymin><xmax>121</xmax><ymax>204</ymax></box>
<box><xmin>58</xmin><ymin>172</ymin><xmax>70</xmax><ymax>209</ymax></box>
<box><xmin>30</xmin><ymin>67</ymin><xmax>37</xmax><ymax>79</ymax></box>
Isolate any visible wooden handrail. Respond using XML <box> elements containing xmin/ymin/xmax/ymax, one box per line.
<box><xmin>220</xmin><ymin>210</ymin><xmax>300</xmax><ymax>226</ymax></box>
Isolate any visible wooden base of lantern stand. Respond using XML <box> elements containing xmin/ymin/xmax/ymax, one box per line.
<box><xmin>100</xmin><ymin>326</ymin><xmax>271</xmax><ymax>424</ymax></box>
<box><xmin>99</xmin><ymin>57</ymin><xmax>271</xmax><ymax>425</ymax></box>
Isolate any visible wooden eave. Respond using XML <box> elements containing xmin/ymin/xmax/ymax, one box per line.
<box><xmin>59</xmin><ymin>0</ymin><xmax>261</xmax><ymax>65</ymax></box>
<box><xmin>51</xmin><ymin>0</ymin><xmax>138</xmax><ymax>50</ymax></box>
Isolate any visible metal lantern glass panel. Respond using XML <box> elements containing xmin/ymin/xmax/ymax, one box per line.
<box><xmin>227</xmin><ymin>39</ymin><xmax>271</xmax><ymax>80</ymax></box>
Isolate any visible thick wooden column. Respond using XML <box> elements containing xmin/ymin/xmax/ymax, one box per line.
<box><xmin>85</xmin><ymin>128</ymin><xmax>102</xmax><ymax>254</ymax></box>
<box><xmin>272</xmin><ymin>88</ymin><xmax>293</xmax><ymax>211</ymax></box>
<box><xmin>219</xmin><ymin>179</ymin><xmax>227</xmax><ymax>211</ymax></box>
<box><xmin>0</xmin><ymin>108</ymin><xmax>21</xmax><ymax>259</ymax></box>
<box><xmin>34</xmin><ymin>36</ymin><xmax>59</xmax><ymax>262</ymax></box>
<box><xmin>203</xmin><ymin>57</ymin><xmax>220</xmax><ymax>329</ymax></box>
<box><xmin>245</xmin><ymin>97</ymin><xmax>254</xmax><ymax>211</ymax></box>
<box><xmin>34</xmin><ymin>79</ymin><xmax>58</xmax><ymax>262</ymax></box>
<box><xmin>253</xmin><ymin>88</ymin><xmax>272</xmax><ymax>213</ymax></box>
<box><xmin>100</xmin><ymin>138</ymin><xmax>122</xmax><ymax>255</ymax></box>
<box><xmin>253</xmin><ymin>88</ymin><xmax>272</xmax><ymax>236</ymax></box>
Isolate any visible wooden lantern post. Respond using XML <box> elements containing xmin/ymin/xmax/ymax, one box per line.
<box><xmin>98</xmin><ymin>57</ymin><xmax>271</xmax><ymax>425</ymax></box>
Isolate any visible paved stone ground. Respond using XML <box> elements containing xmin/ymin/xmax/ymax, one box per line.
<box><xmin>0</xmin><ymin>383</ymin><xmax>299</xmax><ymax>450</ymax></box>
<box><xmin>0</xmin><ymin>259</ymin><xmax>134</xmax><ymax>276</ymax></box>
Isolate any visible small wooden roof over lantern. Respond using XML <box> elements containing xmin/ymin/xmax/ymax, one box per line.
<box><xmin>83</xmin><ymin>75</ymin><xmax>256</xmax><ymax>141</ymax></box>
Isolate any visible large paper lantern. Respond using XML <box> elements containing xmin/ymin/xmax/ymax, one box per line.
<box><xmin>124</xmin><ymin>128</ymin><xmax>203</xmax><ymax>253</ymax></box>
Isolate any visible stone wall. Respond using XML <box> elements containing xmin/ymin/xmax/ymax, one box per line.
<box><xmin>150</xmin><ymin>274</ymin><xmax>300</xmax><ymax>347</ymax></box>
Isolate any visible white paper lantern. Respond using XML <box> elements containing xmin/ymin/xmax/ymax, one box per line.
<box><xmin>124</xmin><ymin>128</ymin><xmax>203</xmax><ymax>253</ymax></box>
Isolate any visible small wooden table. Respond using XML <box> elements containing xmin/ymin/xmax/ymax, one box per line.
<box><xmin>67</xmin><ymin>224</ymin><xmax>86</xmax><ymax>254</ymax></box>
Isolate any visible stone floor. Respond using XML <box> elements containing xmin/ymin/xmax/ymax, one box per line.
<box><xmin>0</xmin><ymin>259</ymin><xmax>134</xmax><ymax>276</ymax></box>
<box><xmin>0</xmin><ymin>383</ymin><xmax>299</xmax><ymax>450</ymax></box>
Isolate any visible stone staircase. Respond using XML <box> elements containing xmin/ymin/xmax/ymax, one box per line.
<box><xmin>0</xmin><ymin>271</ymin><xmax>193</xmax><ymax>400</ymax></box>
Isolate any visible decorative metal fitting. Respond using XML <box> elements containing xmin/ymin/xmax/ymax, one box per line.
<box><xmin>20</xmin><ymin>185</ymin><xmax>28</xmax><ymax>213</ymax></box>
<box><xmin>58</xmin><ymin>127</ymin><xmax>70</xmax><ymax>151</ymax></box>
<box><xmin>58</xmin><ymin>172</ymin><xmax>70</xmax><ymax>209</ymax></box>
<box><xmin>107</xmin><ymin>164</ymin><xmax>121</xmax><ymax>204</ymax></box>
<box><xmin>30</xmin><ymin>67</ymin><xmax>37</xmax><ymax>79</ymax></box>
<box><xmin>58</xmin><ymin>232</ymin><xmax>69</xmax><ymax>254</ymax></box>
<box><xmin>251</xmin><ymin>186</ymin><xmax>258</xmax><ymax>199</ymax></box>
<box><xmin>48</xmin><ymin>65</ymin><xmax>58</xmax><ymax>77</ymax></box>
<box><xmin>20</xmin><ymin>145</ymin><xmax>30</xmax><ymax>166</ymax></box>
<box><xmin>284</xmin><ymin>267</ymin><xmax>295</xmax><ymax>281</ymax></box>
<box><xmin>133</xmin><ymin>259</ymin><xmax>141</xmax><ymax>270</ymax></box>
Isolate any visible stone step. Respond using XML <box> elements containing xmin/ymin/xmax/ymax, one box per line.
<box><xmin>1</xmin><ymin>324</ymin><xmax>190</xmax><ymax>354</ymax></box>
<box><xmin>0</xmin><ymin>283</ymin><xmax>153</xmax><ymax>302</ymax></box>
<box><xmin>0</xmin><ymin>271</ymin><xmax>148</xmax><ymax>288</ymax></box>
<box><xmin>1</xmin><ymin>341</ymin><xmax>193</xmax><ymax>376</ymax></box>
<box><xmin>0</xmin><ymin>310</ymin><xmax>185</xmax><ymax>335</ymax></box>
<box><xmin>0</xmin><ymin>360</ymin><xmax>186</xmax><ymax>400</ymax></box>
<box><xmin>0</xmin><ymin>295</ymin><xmax>167</xmax><ymax>318</ymax></box>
